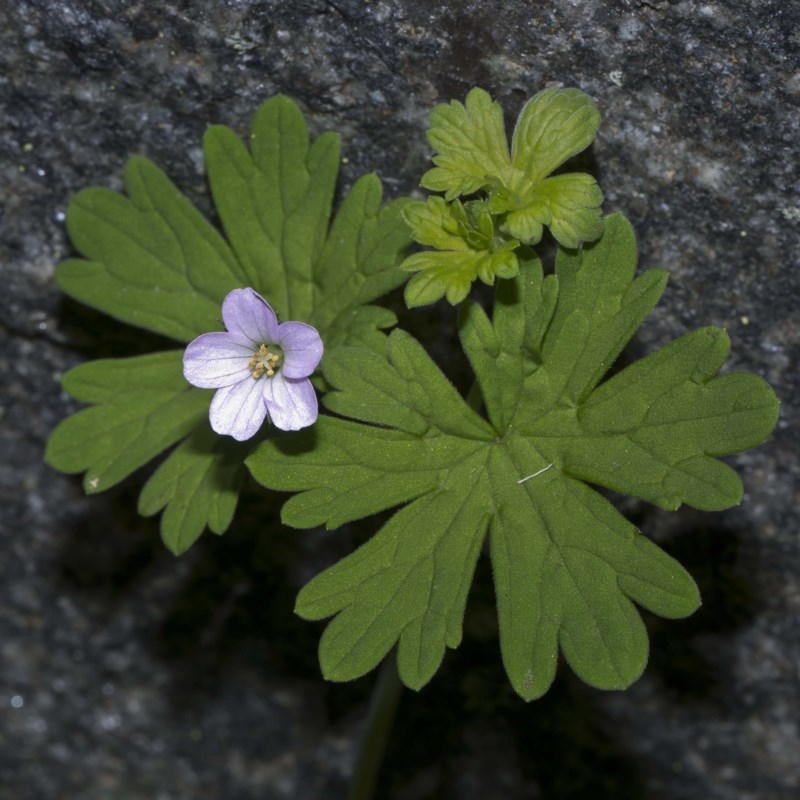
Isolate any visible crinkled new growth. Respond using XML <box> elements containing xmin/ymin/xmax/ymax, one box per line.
<box><xmin>183</xmin><ymin>288</ymin><xmax>323</xmax><ymax>440</ymax></box>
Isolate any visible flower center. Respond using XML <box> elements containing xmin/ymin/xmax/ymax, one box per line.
<box><xmin>248</xmin><ymin>343</ymin><xmax>282</xmax><ymax>379</ymax></box>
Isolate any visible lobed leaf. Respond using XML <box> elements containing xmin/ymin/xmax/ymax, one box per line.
<box><xmin>58</xmin><ymin>157</ymin><xmax>247</xmax><ymax>343</ymax></box>
<box><xmin>204</xmin><ymin>96</ymin><xmax>340</xmax><ymax>321</ymax></box>
<box><xmin>401</xmin><ymin>196</ymin><xmax>520</xmax><ymax>307</ymax></box>
<box><xmin>138</xmin><ymin>427</ymin><xmax>247</xmax><ymax>555</ymax></box>
<box><xmin>502</xmin><ymin>173</ymin><xmax>604</xmax><ymax>248</ymax></box>
<box><xmin>408</xmin><ymin>87</ymin><xmax>604</xmax><ymax>305</ymax></box>
<box><xmin>309</xmin><ymin>173</ymin><xmax>411</xmax><ymax>339</ymax></box>
<box><xmin>403</xmin><ymin>250</ymin><xmax>499</xmax><ymax>307</ymax></box>
<box><xmin>535</xmin><ymin>327</ymin><xmax>779</xmax><ymax>511</ymax></box>
<box><xmin>488</xmin><ymin>435</ymin><xmax>700</xmax><ymax>699</ymax></box>
<box><xmin>458</xmin><ymin>257</ymin><xmax>558</xmax><ymax>432</ymax></box>
<box><xmin>298</xmin><ymin>458</ymin><xmax>491</xmax><ymax>689</ymax></box>
<box><xmin>49</xmin><ymin>96</ymin><xmax>411</xmax><ymax>552</ymax></box>
<box><xmin>510</xmin><ymin>88</ymin><xmax>601</xmax><ymax>184</ymax></box>
<box><xmin>249</xmin><ymin>214</ymin><xmax>778</xmax><ymax>699</ymax></box>
<box><xmin>528</xmin><ymin>213</ymin><xmax>668</xmax><ymax>409</ymax></box>
<box><xmin>45</xmin><ymin>352</ymin><xmax>208</xmax><ymax>494</ymax></box>
<box><xmin>421</xmin><ymin>87</ymin><xmax>511</xmax><ymax>199</ymax></box>
<box><xmin>247</xmin><ymin>328</ymin><xmax>495</xmax><ymax>529</ymax></box>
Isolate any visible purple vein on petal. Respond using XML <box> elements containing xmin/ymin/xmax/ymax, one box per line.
<box><xmin>183</xmin><ymin>332</ymin><xmax>254</xmax><ymax>388</ymax></box>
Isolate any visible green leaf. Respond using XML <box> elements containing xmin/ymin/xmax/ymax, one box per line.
<box><xmin>420</xmin><ymin>88</ymin><xmax>602</xmax><ymax>241</ymax></box>
<box><xmin>45</xmin><ymin>352</ymin><xmax>208</xmax><ymax>493</ymax></box>
<box><xmin>48</xmin><ymin>95</ymin><xmax>411</xmax><ymax>551</ymax></box>
<box><xmin>421</xmin><ymin>88</ymin><xmax>511</xmax><ymax>200</ymax></box>
<box><xmin>204</xmin><ymin>96</ymin><xmax>411</xmax><ymax>347</ymax></box>
<box><xmin>407</xmin><ymin>87</ymin><xmax>604</xmax><ymax>308</ymax></box>
<box><xmin>138</xmin><ymin>426</ymin><xmax>247</xmax><ymax>555</ymax></box>
<box><xmin>536</xmin><ymin>328</ymin><xmax>774</xmax><ymax>511</ymax></box>
<box><xmin>510</xmin><ymin>87</ymin><xmax>601</xmax><ymax>183</ymax></box>
<box><xmin>401</xmin><ymin>197</ymin><xmax>519</xmax><ymax>306</ymax></box>
<box><xmin>403</xmin><ymin>248</ymin><xmax>517</xmax><ymax>308</ymax></box>
<box><xmin>488</xmin><ymin>451</ymin><xmax>701</xmax><ymax>697</ymax></box>
<box><xmin>309</xmin><ymin>174</ymin><xmax>412</xmax><ymax>350</ymax></box>
<box><xmin>203</xmin><ymin>96</ymin><xmax>339</xmax><ymax>321</ymax></box>
<box><xmin>490</xmin><ymin>89</ymin><xmax>603</xmax><ymax>248</ymax></box>
<box><xmin>498</xmin><ymin>87</ymin><xmax>604</xmax><ymax>247</ymax></box>
<box><xmin>457</xmin><ymin>260</ymin><xmax>558</xmax><ymax>432</ymax></box>
<box><xmin>58</xmin><ymin>157</ymin><xmax>248</xmax><ymax>343</ymax></box>
<box><xmin>502</xmin><ymin>173</ymin><xmax>604</xmax><ymax>249</ymax></box>
<box><xmin>247</xmin><ymin>213</ymin><xmax>779</xmax><ymax>699</ymax></box>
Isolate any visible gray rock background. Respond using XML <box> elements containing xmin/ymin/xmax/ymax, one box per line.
<box><xmin>1</xmin><ymin>1</ymin><xmax>798</xmax><ymax>798</ymax></box>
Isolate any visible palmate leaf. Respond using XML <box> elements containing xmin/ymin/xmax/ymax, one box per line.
<box><xmin>401</xmin><ymin>197</ymin><xmax>520</xmax><ymax>307</ymax></box>
<box><xmin>47</xmin><ymin>96</ymin><xmax>411</xmax><ymax>554</ymax></box>
<box><xmin>420</xmin><ymin>87</ymin><xmax>603</xmax><ymax>248</ymax></box>
<box><xmin>421</xmin><ymin>87</ymin><xmax>510</xmax><ymax>199</ymax></box>
<box><xmin>247</xmin><ymin>214</ymin><xmax>779</xmax><ymax>699</ymax></box>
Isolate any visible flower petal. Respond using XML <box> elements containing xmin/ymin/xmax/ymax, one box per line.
<box><xmin>263</xmin><ymin>373</ymin><xmax>318</xmax><ymax>431</ymax></box>
<box><xmin>277</xmin><ymin>321</ymin><xmax>324</xmax><ymax>378</ymax></box>
<box><xmin>222</xmin><ymin>288</ymin><xmax>279</xmax><ymax>345</ymax></box>
<box><xmin>183</xmin><ymin>333</ymin><xmax>254</xmax><ymax>388</ymax></box>
<box><xmin>208</xmin><ymin>378</ymin><xmax>269</xmax><ymax>441</ymax></box>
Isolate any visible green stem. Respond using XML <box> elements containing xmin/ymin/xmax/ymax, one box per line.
<box><xmin>347</xmin><ymin>655</ymin><xmax>404</xmax><ymax>800</ymax></box>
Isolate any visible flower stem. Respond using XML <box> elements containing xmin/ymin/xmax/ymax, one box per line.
<box><xmin>347</xmin><ymin>655</ymin><xmax>404</xmax><ymax>800</ymax></box>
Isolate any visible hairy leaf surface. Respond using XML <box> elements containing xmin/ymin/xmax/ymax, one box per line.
<box><xmin>49</xmin><ymin>96</ymin><xmax>411</xmax><ymax>552</ymax></box>
<box><xmin>420</xmin><ymin>87</ymin><xmax>603</xmax><ymax>248</ymax></box>
<box><xmin>247</xmin><ymin>214</ymin><xmax>779</xmax><ymax>698</ymax></box>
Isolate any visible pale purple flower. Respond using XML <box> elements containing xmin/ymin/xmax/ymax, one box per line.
<box><xmin>183</xmin><ymin>288</ymin><xmax>323</xmax><ymax>440</ymax></box>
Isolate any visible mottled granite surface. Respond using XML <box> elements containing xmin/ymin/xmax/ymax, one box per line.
<box><xmin>1</xmin><ymin>1</ymin><xmax>798</xmax><ymax>798</ymax></box>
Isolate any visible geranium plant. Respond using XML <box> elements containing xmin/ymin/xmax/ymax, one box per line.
<box><xmin>46</xmin><ymin>88</ymin><xmax>779</xmax><ymax>798</ymax></box>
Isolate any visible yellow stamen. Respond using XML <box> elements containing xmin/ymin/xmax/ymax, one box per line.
<box><xmin>248</xmin><ymin>344</ymin><xmax>280</xmax><ymax>379</ymax></box>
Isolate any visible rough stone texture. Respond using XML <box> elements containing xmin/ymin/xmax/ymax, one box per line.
<box><xmin>1</xmin><ymin>1</ymin><xmax>798</xmax><ymax>798</ymax></box>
